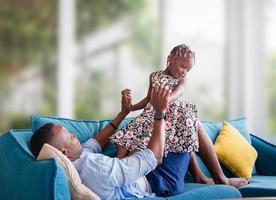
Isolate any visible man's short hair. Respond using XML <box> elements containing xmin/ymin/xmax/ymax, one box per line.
<box><xmin>30</xmin><ymin>123</ymin><xmax>55</xmax><ymax>158</ymax></box>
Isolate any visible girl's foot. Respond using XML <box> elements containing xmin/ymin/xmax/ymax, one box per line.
<box><xmin>195</xmin><ymin>175</ymin><xmax>215</xmax><ymax>184</ymax></box>
<box><xmin>216</xmin><ymin>177</ymin><xmax>249</xmax><ymax>188</ymax></box>
<box><xmin>227</xmin><ymin>178</ymin><xmax>249</xmax><ymax>188</ymax></box>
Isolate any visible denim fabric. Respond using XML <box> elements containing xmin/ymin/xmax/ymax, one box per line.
<box><xmin>146</xmin><ymin>152</ymin><xmax>191</xmax><ymax>197</ymax></box>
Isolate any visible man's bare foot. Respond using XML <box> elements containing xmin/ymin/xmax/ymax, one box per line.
<box><xmin>195</xmin><ymin>176</ymin><xmax>215</xmax><ymax>184</ymax></box>
<box><xmin>221</xmin><ymin>177</ymin><xmax>249</xmax><ymax>188</ymax></box>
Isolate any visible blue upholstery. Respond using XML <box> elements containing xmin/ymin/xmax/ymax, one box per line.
<box><xmin>201</xmin><ymin>117</ymin><xmax>251</xmax><ymax>143</ymax></box>
<box><xmin>251</xmin><ymin>134</ymin><xmax>276</xmax><ymax>175</ymax></box>
<box><xmin>31</xmin><ymin>115</ymin><xmax>101</xmax><ymax>143</ymax></box>
<box><xmin>179</xmin><ymin>184</ymin><xmax>241</xmax><ymax>200</ymax></box>
<box><xmin>132</xmin><ymin>184</ymin><xmax>241</xmax><ymax>200</ymax></box>
<box><xmin>0</xmin><ymin>129</ymin><xmax>70</xmax><ymax>200</ymax></box>
<box><xmin>0</xmin><ymin>116</ymin><xmax>275</xmax><ymax>199</ymax></box>
<box><xmin>239</xmin><ymin>175</ymin><xmax>276</xmax><ymax>197</ymax></box>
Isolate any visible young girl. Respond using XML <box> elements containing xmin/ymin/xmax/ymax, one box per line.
<box><xmin>110</xmin><ymin>44</ymin><xmax>199</xmax><ymax>158</ymax></box>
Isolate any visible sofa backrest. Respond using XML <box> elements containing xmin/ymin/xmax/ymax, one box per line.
<box><xmin>31</xmin><ymin>115</ymin><xmax>256</xmax><ymax>176</ymax></box>
<box><xmin>201</xmin><ymin>118</ymin><xmax>251</xmax><ymax>144</ymax></box>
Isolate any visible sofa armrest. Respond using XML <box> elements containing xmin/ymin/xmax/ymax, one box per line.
<box><xmin>0</xmin><ymin>131</ymin><xmax>70</xmax><ymax>200</ymax></box>
<box><xmin>0</xmin><ymin>158</ymin><xmax>70</xmax><ymax>200</ymax></box>
<box><xmin>251</xmin><ymin>134</ymin><xmax>276</xmax><ymax>175</ymax></box>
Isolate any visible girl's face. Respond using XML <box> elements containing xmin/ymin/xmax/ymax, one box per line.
<box><xmin>168</xmin><ymin>57</ymin><xmax>194</xmax><ymax>79</ymax></box>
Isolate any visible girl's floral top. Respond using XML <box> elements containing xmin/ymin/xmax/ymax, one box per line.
<box><xmin>110</xmin><ymin>71</ymin><xmax>199</xmax><ymax>155</ymax></box>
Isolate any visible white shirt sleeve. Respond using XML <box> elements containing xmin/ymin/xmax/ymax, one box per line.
<box><xmin>81</xmin><ymin>138</ymin><xmax>102</xmax><ymax>153</ymax></box>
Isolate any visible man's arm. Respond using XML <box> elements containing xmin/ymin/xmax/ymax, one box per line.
<box><xmin>147</xmin><ymin>82</ymin><xmax>171</xmax><ymax>164</ymax></box>
<box><xmin>94</xmin><ymin>89</ymin><xmax>132</xmax><ymax>149</ymax></box>
<box><xmin>106</xmin><ymin>83</ymin><xmax>171</xmax><ymax>188</ymax></box>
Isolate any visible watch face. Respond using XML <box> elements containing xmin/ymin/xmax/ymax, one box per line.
<box><xmin>154</xmin><ymin>112</ymin><xmax>165</xmax><ymax>120</ymax></box>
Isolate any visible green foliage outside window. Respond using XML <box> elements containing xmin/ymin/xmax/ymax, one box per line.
<box><xmin>267</xmin><ymin>53</ymin><xmax>276</xmax><ymax>134</ymax></box>
<box><xmin>0</xmin><ymin>0</ymin><xmax>148</xmax><ymax>132</ymax></box>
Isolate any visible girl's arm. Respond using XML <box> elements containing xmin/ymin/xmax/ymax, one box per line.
<box><xmin>169</xmin><ymin>77</ymin><xmax>186</xmax><ymax>102</ymax></box>
<box><xmin>131</xmin><ymin>73</ymin><xmax>153</xmax><ymax>111</ymax></box>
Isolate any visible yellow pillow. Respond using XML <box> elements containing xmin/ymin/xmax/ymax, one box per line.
<box><xmin>214</xmin><ymin>122</ymin><xmax>258</xmax><ymax>178</ymax></box>
<box><xmin>37</xmin><ymin>143</ymin><xmax>100</xmax><ymax>200</ymax></box>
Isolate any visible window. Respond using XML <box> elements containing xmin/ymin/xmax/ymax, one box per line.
<box><xmin>265</xmin><ymin>0</ymin><xmax>276</xmax><ymax>140</ymax></box>
<box><xmin>74</xmin><ymin>0</ymin><xmax>226</xmax><ymax>120</ymax></box>
<box><xmin>163</xmin><ymin>0</ymin><xmax>225</xmax><ymax>120</ymax></box>
<box><xmin>2</xmin><ymin>0</ymin><xmax>273</xmax><ymax>141</ymax></box>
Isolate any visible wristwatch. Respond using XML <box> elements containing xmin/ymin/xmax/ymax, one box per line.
<box><xmin>154</xmin><ymin>111</ymin><xmax>166</xmax><ymax>120</ymax></box>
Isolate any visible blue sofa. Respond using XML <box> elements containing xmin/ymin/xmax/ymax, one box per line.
<box><xmin>0</xmin><ymin>116</ymin><xmax>276</xmax><ymax>200</ymax></box>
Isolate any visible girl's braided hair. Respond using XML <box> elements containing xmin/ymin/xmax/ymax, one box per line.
<box><xmin>167</xmin><ymin>44</ymin><xmax>195</xmax><ymax>67</ymax></box>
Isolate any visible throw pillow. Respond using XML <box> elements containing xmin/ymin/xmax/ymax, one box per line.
<box><xmin>37</xmin><ymin>143</ymin><xmax>100</xmax><ymax>200</ymax></box>
<box><xmin>214</xmin><ymin>122</ymin><xmax>258</xmax><ymax>178</ymax></box>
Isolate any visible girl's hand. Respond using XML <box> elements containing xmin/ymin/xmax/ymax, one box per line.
<box><xmin>121</xmin><ymin>89</ymin><xmax>132</xmax><ymax>114</ymax></box>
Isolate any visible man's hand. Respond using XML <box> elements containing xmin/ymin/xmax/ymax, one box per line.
<box><xmin>121</xmin><ymin>89</ymin><xmax>132</xmax><ymax>115</ymax></box>
<box><xmin>150</xmin><ymin>82</ymin><xmax>171</xmax><ymax>113</ymax></box>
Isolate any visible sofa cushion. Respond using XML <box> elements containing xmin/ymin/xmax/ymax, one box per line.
<box><xmin>169</xmin><ymin>183</ymin><xmax>242</xmax><ymax>200</ymax></box>
<box><xmin>126</xmin><ymin>183</ymin><xmax>242</xmax><ymax>200</ymax></box>
<box><xmin>239</xmin><ymin>175</ymin><xmax>276</xmax><ymax>197</ymax></box>
<box><xmin>37</xmin><ymin>143</ymin><xmax>100</xmax><ymax>200</ymax></box>
<box><xmin>31</xmin><ymin>115</ymin><xmax>132</xmax><ymax>157</ymax></box>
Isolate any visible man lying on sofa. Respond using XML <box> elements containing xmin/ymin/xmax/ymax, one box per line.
<box><xmin>30</xmin><ymin>83</ymin><xmax>248</xmax><ymax>199</ymax></box>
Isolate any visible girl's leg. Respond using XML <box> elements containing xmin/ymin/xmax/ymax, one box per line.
<box><xmin>193</xmin><ymin>122</ymin><xmax>248</xmax><ymax>188</ymax></box>
<box><xmin>188</xmin><ymin>152</ymin><xmax>214</xmax><ymax>184</ymax></box>
<box><xmin>116</xmin><ymin>146</ymin><xmax>129</xmax><ymax>159</ymax></box>
<box><xmin>128</xmin><ymin>149</ymin><xmax>139</xmax><ymax>156</ymax></box>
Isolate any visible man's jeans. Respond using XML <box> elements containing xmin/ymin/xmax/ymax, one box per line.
<box><xmin>146</xmin><ymin>152</ymin><xmax>191</xmax><ymax>197</ymax></box>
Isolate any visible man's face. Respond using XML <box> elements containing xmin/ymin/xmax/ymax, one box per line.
<box><xmin>50</xmin><ymin>124</ymin><xmax>82</xmax><ymax>161</ymax></box>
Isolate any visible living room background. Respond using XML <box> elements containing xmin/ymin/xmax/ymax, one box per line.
<box><xmin>0</xmin><ymin>0</ymin><xmax>275</xmax><ymax>143</ymax></box>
